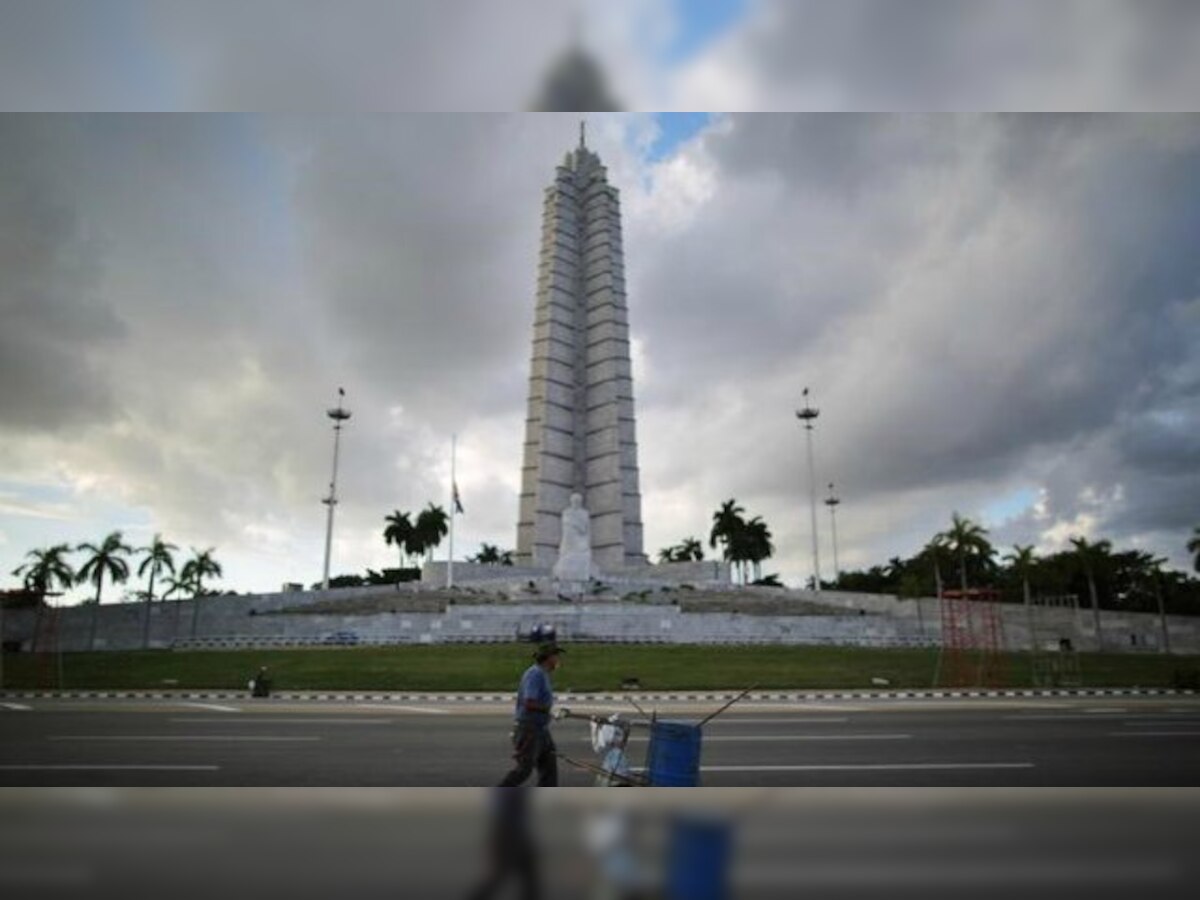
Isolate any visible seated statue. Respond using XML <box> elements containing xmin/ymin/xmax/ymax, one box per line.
<box><xmin>553</xmin><ymin>493</ymin><xmax>595</xmax><ymax>582</ymax></box>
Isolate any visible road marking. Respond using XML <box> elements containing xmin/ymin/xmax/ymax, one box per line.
<box><xmin>0</xmin><ymin>765</ymin><xmax>220</xmax><ymax>771</ymax></box>
<box><xmin>168</xmin><ymin>717</ymin><xmax>392</xmax><ymax>724</ymax></box>
<box><xmin>1008</xmin><ymin>720</ymin><xmax>1128</xmax><ymax>724</ymax></box>
<box><xmin>627</xmin><ymin>734</ymin><xmax>911</xmax><ymax>743</ymax></box>
<box><xmin>180</xmin><ymin>702</ymin><xmax>241</xmax><ymax>713</ymax></box>
<box><xmin>741</xmin><ymin>858</ymin><xmax>1178</xmax><ymax>887</ymax></box>
<box><xmin>705</xmin><ymin>717</ymin><xmax>852</xmax><ymax>725</ymax></box>
<box><xmin>355</xmin><ymin>704</ymin><xmax>449</xmax><ymax>715</ymax></box>
<box><xmin>694</xmin><ymin>763</ymin><xmax>1036</xmax><ymax>772</ymax></box>
<box><xmin>708</xmin><ymin>734</ymin><xmax>912</xmax><ymax>742</ymax></box>
<box><xmin>49</xmin><ymin>735</ymin><xmax>320</xmax><ymax>742</ymax></box>
<box><xmin>1</xmin><ymin>702</ymin><xmax>32</xmax><ymax>711</ymax></box>
<box><xmin>1110</xmin><ymin>731</ymin><xmax>1200</xmax><ymax>737</ymax></box>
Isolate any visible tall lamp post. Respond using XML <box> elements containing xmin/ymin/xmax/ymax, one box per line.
<box><xmin>795</xmin><ymin>388</ymin><xmax>822</xmax><ymax>592</ymax></box>
<box><xmin>321</xmin><ymin>388</ymin><xmax>351</xmax><ymax>591</ymax></box>
<box><xmin>825</xmin><ymin>482</ymin><xmax>841</xmax><ymax>586</ymax></box>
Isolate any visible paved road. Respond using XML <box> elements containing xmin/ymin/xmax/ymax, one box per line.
<box><xmin>3</xmin><ymin>695</ymin><xmax>1199</xmax><ymax>786</ymax></box>
<box><xmin>3</xmin><ymin>786</ymin><xmax>1199</xmax><ymax>898</ymax></box>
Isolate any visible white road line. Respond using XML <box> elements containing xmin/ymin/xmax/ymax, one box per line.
<box><xmin>355</xmin><ymin>704</ymin><xmax>449</xmax><ymax>715</ymax></box>
<box><xmin>1003</xmin><ymin>720</ymin><xmax>1123</xmax><ymax>724</ymax></box>
<box><xmin>707</xmin><ymin>734</ymin><xmax>912</xmax><ymax>742</ymax></box>
<box><xmin>0</xmin><ymin>765</ymin><xmax>220</xmax><ymax>771</ymax></box>
<box><xmin>695</xmin><ymin>763</ymin><xmax>1036</xmax><ymax>772</ymax></box>
<box><xmin>627</xmin><ymin>734</ymin><xmax>912</xmax><ymax>743</ymax></box>
<box><xmin>1110</xmin><ymin>731</ymin><xmax>1200</xmax><ymax>737</ymax></box>
<box><xmin>704</xmin><ymin>717</ymin><xmax>852</xmax><ymax>725</ymax></box>
<box><xmin>168</xmin><ymin>717</ymin><xmax>392</xmax><ymax>724</ymax></box>
<box><xmin>49</xmin><ymin>735</ymin><xmax>320</xmax><ymax>742</ymax></box>
<box><xmin>740</xmin><ymin>859</ymin><xmax>1178</xmax><ymax>887</ymax></box>
<box><xmin>1</xmin><ymin>702</ymin><xmax>32</xmax><ymax>711</ymax></box>
<box><xmin>180</xmin><ymin>703</ymin><xmax>241</xmax><ymax>713</ymax></box>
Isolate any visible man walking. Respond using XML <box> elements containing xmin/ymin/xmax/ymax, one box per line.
<box><xmin>499</xmin><ymin>642</ymin><xmax>563</xmax><ymax>787</ymax></box>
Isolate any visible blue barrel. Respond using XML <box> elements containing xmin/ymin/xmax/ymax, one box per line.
<box><xmin>646</xmin><ymin>720</ymin><xmax>702</xmax><ymax>786</ymax></box>
<box><xmin>666</xmin><ymin>817</ymin><xmax>732</xmax><ymax>900</ymax></box>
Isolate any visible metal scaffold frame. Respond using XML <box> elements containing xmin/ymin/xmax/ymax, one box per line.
<box><xmin>935</xmin><ymin>588</ymin><xmax>1007</xmax><ymax>688</ymax></box>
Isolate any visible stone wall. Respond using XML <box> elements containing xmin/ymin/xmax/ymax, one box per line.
<box><xmin>5</xmin><ymin>584</ymin><xmax>1198</xmax><ymax>654</ymax></box>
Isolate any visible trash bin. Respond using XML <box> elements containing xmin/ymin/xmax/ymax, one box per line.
<box><xmin>646</xmin><ymin>721</ymin><xmax>702</xmax><ymax>787</ymax></box>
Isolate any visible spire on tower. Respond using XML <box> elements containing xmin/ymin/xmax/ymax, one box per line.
<box><xmin>580</xmin><ymin>119</ymin><xmax>587</xmax><ymax>149</ymax></box>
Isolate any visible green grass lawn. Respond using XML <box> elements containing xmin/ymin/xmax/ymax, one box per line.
<box><xmin>3</xmin><ymin>644</ymin><xmax>1198</xmax><ymax>692</ymax></box>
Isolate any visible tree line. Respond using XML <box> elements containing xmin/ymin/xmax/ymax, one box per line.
<box><xmin>7</xmin><ymin>532</ymin><xmax>223</xmax><ymax>649</ymax></box>
<box><xmin>656</xmin><ymin>498</ymin><xmax>779</xmax><ymax>585</ymax></box>
<box><xmin>835</xmin><ymin>517</ymin><xmax>1200</xmax><ymax>617</ymax></box>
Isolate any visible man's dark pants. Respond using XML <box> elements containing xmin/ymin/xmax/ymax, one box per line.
<box><xmin>499</xmin><ymin>722</ymin><xmax>558</xmax><ymax>787</ymax></box>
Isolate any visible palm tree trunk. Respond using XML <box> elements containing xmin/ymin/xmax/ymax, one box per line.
<box><xmin>959</xmin><ymin>550</ymin><xmax>968</xmax><ymax>594</ymax></box>
<box><xmin>87</xmin><ymin>579</ymin><xmax>102</xmax><ymax>652</ymax></box>
<box><xmin>1023</xmin><ymin>576</ymin><xmax>1037</xmax><ymax>652</ymax></box>
<box><xmin>190</xmin><ymin>591</ymin><xmax>201</xmax><ymax>639</ymax></box>
<box><xmin>142</xmin><ymin>569</ymin><xmax>155</xmax><ymax>650</ymax></box>
<box><xmin>30</xmin><ymin>599</ymin><xmax>44</xmax><ymax>655</ymax></box>
<box><xmin>1088</xmin><ymin>574</ymin><xmax>1103</xmax><ymax>651</ymax></box>
<box><xmin>1154</xmin><ymin>575</ymin><xmax>1170</xmax><ymax>655</ymax></box>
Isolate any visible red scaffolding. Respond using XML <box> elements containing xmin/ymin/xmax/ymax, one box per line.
<box><xmin>935</xmin><ymin>588</ymin><xmax>1007</xmax><ymax>688</ymax></box>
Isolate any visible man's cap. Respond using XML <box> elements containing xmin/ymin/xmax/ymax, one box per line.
<box><xmin>533</xmin><ymin>642</ymin><xmax>565</xmax><ymax>661</ymax></box>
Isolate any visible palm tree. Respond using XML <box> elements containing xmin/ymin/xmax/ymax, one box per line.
<box><xmin>1188</xmin><ymin>526</ymin><xmax>1200</xmax><ymax>573</ymax></box>
<box><xmin>939</xmin><ymin>513</ymin><xmax>994</xmax><ymax>593</ymax></box>
<box><xmin>677</xmin><ymin>537</ymin><xmax>704</xmax><ymax>562</ymax></box>
<box><xmin>77</xmin><ymin>531</ymin><xmax>133</xmax><ymax>651</ymax></box>
<box><xmin>744</xmin><ymin>517</ymin><xmax>774</xmax><ymax>582</ymax></box>
<box><xmin>918</xmin><ymin>536</ymin><xmax>951</xmax><ymax>596</ymax></box>
<box><xmin>383</xmin><ymin>511</ymin><xmax>414</xmax><ymax>569</ymax></box>
<box><xmin>182</xmin><ymin>548</ymin><xmax>223</xmax><ymax>639</ymax></box>
<box><xmin>160</xmin><ymin>572</ymin><xmax>195</xmax><ymax>600</ymax></box>
<box><xmin>12</xmin><ymin>544</ymin><xmax>76</xmax><ymax>654</ymax></box>
<box><xmin>1069</xmin><ymin>536</ymin><xmax>1112</xmax><ymax>651</ymax></box>
<box><xmin>136</xmin><ymin>535</ymin><xmax>177</xmax><ymax>649</ymax></box>
<box><xmin>657</xmin><ymin>546</ymin><xmax>677</xmax><ymax>564</ymax></box>
<box><xmin>1005</xmin><ymin>544</ymin><xmax>1039</xmax><ymax>650</ymax></box>
<box><xmin>414</xmin><ymin>503</ymin><xmax>449</xmax><ymax>563</ymax></box>
<box><xmin>473</xmin><ymin>543</ymin><xmax>502</xmax><ymax>565</ymax></box>
<box><xmin>710</xmin><ymin>499</ymin><xmax>746</xmax><ymax>582</ymax></box>
<box><xmin>13</xmin><ymin>544</ymin><xmax>76</xmax><ymax>596</ymax></box>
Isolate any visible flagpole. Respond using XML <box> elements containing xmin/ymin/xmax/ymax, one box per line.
<box><xmin>448</xmin><ymin>433</ymin><xmax>456</xmax><ymax>589</ymax></box>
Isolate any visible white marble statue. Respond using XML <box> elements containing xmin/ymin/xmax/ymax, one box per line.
<box><xmin>553</xmin><ymin>493</ymin><xmax>595</xmax><ymax>582</ymax></box>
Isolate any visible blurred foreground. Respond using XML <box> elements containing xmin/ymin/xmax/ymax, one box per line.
<box><xmin>1</xmin><ymin>788</ymin><xmax>1197</xmax><ymax>899</ymax></box>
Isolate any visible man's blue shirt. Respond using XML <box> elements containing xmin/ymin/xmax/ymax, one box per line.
<box><xmin>514</xmin><ymin>663</ymin><xmax>553</xmax><ymax>728</ymax></box>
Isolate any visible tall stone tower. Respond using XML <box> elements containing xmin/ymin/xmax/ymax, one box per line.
<box><xmin>516</xmin><ymin>127</ymin><xmax>646</xmax><ymax>571</ymax></box>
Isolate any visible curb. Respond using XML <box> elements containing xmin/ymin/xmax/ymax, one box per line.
<box><xmin>1</xmin><ymin>688</ymin><xmax>1194</xmax><ymax>702</ymax></box>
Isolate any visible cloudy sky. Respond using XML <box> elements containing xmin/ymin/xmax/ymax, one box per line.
<box><xmin>2</xmin><ymin>3</ymin><xmax>1199</xmax><ymax>602</ymax></box>
<box><xmin>2</xmin><ymin>0</ymin><xmax>1199</xmax><ymax>111</ymax></box>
